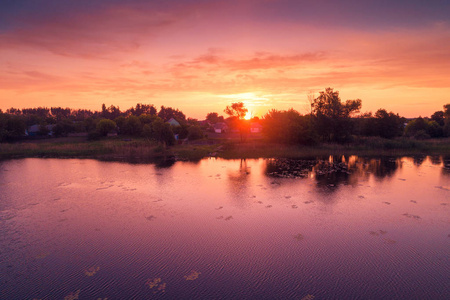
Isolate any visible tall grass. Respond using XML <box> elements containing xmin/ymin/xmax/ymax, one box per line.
<box><xmin>1</xmin><ymin>136</ymin><xmax>449</xmax><ymax>162</ymax></box>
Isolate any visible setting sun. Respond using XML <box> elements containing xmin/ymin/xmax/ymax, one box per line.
<box><xmin>244</xmin><ymin>112</ymin><xmax>252</xmax><ymax>120</ymax></box>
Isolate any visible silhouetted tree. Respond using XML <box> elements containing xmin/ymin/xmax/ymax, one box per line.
<box><xmin>158</xmin><ymin>106</ymin><xmax>186</xmax><ymax>122</ymax></box>
<box><xmin>206</xmin><ymin>112</ymin><xmax>224</xmax><ymax>124</ymax></box>
<box><xmin>122</xmin><ymin>115</ymin><xmax>142</xmax><ymax>136</ymax></box>
<box><xmin>0</xmin><ymin>113</ymin><xmax>26</xmax><ymax>142</ymax></box>
<box><xmin>126</xmin><ymin>103</ymin><xmax>157</xmax><ymax>116</ymax></box>
<box><xmin>443</xmin><ymin>104</ymin><xmax>450</xmax><ymax>137</ymax></box>
<box><xmin>431</xmin><ymin>110</ymin><xmax>444</xmax><ymax>126</ymax></box>
<box><xmin>374</xmin><ymin>109</ymin><xmax>405</xmax><ymax>138</ymax></box>
<box><xmin>224</xmin><ymin>102</ymin><xmax>248</xmax><ymax>142</ymax></box>
<box><xmin>311</xmin><ymin>88</ymin><xmax>361</xmax><ymax>142</ymax></box>
<box><xmin>96</xmin><ymin>119</ymin><xmax>116</xmax><ymax>136</ymax></box>
<box><xmin>188</xmin><ymin>125</ymin><xmax>203</xmax><ymax>140</ymax></box>
<box><xmin>262</xmin><ymin>109</ymin><xmax>315</xmax><ymax>145</ymax></box>
<box><xmin>152</xmin><ymin>117</ymin><xmax>175</xmax><ymax>146</ymax></box>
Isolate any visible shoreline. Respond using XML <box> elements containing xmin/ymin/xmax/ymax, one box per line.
<box><xmin>1</xmin><ymin>136</ymin><xmax>450</xmax><ymax>163</ymax></box>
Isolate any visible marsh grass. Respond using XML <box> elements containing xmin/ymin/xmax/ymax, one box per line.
<box><xmin>1</xmin><ymin>136</ymin><xmax>449</xmax><ymax>162</ymax></box>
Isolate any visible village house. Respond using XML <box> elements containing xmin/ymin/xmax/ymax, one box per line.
<box><xmin>250</xmin><ymin>122</ymin><xmax>263</xmax><ymax>133</ymax></box>
<box><xmin>213</xmin><ymin>122</ymin><xmax>228</xmax><ymax>133</ymax></box>
<box><xmin>167</xmin><ymin>118</ymin><xmax>181</xmax><ymax>127</ymax></box>
<box><xmin>26</xmin><ymin>124</ymin><xmax>55</xmax><ymax>136</ymax></box>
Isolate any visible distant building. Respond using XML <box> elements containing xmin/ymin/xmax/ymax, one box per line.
<box><xmin>26</xmin><ymin>124</ymin><xmax>55</xmax><ymax>136</ymax></box>
<box><xmin>250</xmin><ymin>122</ymin><xmax>263</xmax><ymax>133</ymax></box>
<box><xmin>167</xmin><ymin>118</ymin><xmax>181</xmax><ymax>127</ymax></box>
<box><xmin>213</xmin><ymin>122</ymin><xmax>228</xmax><ymax>133</ymax></box>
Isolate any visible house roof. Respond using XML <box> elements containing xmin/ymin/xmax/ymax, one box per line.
<box><xmin>167</xmin><ymin>118</ymin><xmax>181</xmax><ymax>126</ymax></box>
<box><xmin>250</xmin><ymin>122</ymin><xmax>263</xmax><ymax>128</ymax></box>
<box><xmin>213</xmin><ymin>122</ymin><xmax>228</xmax><ymax>129</ymax></box>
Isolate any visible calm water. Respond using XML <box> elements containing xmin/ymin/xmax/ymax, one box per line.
<box><xmin>0</xmin><ymin>156</ymin><xmax>449</xmax><ymax>299</ymax></box>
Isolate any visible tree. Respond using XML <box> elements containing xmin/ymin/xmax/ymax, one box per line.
<box><xmin>224</xmin><ymin>102</ymin><xmax>248</xmax><ymax>119</ymax></box>
<box><xmin>151</xmin><ymin>117</ymin><xmax>175</xmax><ymax>146</ymax></box>
<box><xmin>431</xmin><ymin>110</ymin><xmax>444</xmax><ymax>126</ymax></box>
<box><xmin>206</xmin><ymin>112</ymin><xmax>224</xmax><ymax>124</ymax></box>
<box><xmin>158</xmin><ymin>106</ymin><xmax>186</xmax><ymax>122</ymax></box>
<box><xmin>311</xmin><ymin>88</ymin><xmax>361</xmax><ymax>142</ymax></box>
<box><xmin>224</xmin><ymin>102</ymin><xmax>248</xmax><ymax>141</ymax></box>
<box><xmin>187</xmin><ymin>125</ymin><xmax>203</xmax><ymax>140</ymax></box>
<box><xmin>0</xmin><ymin>113</ymin><xmax>26</xmax><ymax>142</ymax></box>
<box><xmin>443</xmin><ymin>104</ymin><xmax>450</xmax><ymax>137</ymax></box>
<box><xmin>262</xmin><ymin>109</ymin><xmax>315</xmax><ymax>145</ymax></box>
<box><xmin>126</xmin><ymin>103</ymin><xmax>157</xmax><ymax>116</ymax></box>
<box><xmin>96</xmin><ymin>119</ymin><xmax>116</xmax><ymax>136</ymax></box>
<box><xmin>374</xmin><ymin>109</ymin><xmax>405</xmax><ymax>138</ymax></box>
<box><xmin>53</xmin><ymin>119</ymin><xmax>75</xmax><ymax>137</ymax></box>
<box><xmin>122</xmin><ymin>115</ymin><xmax>142</xmax><ymax>136</ymax></box>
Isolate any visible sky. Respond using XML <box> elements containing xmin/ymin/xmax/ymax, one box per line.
<box><xmin>1</xmin><ymin>0</ymin><xmax>449</xmax><ymax>119</ymax></box>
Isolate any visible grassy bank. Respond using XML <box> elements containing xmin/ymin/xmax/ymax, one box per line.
<box><xmin>1</xmin><ymin>136</ymin><xmax>449</xmax><ymax>162</ymax></box>
<box><xmin>218</xmin><ymin>138</ymin><xmax>450</xmax><ymax>159</ymax></box>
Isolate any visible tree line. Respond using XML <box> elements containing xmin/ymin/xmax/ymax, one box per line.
<box><xmin>261</xmin><ymin>88</ymin><xmax>450</xmax><ymax>144</ymax></box>
<box><xmin>1</xmin><ymin>88</ymin><xmax>449</xmax><ymax>144</ymax></box>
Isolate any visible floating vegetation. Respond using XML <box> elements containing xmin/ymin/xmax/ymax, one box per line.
<box><xmin>96</xmin><ymin>185</ymin><xmax>113</xmax><ymax>190</ymax></box>
<box><xmin>257</xmin><ymin>201</ymin><xmax>263</xmax><ymax>204</ymax></box>
<box><xmin>301</xmin><ymin>294</ymin><xmax>315</xmax><ymax>300</ymax></box>
<box><xmin>291</xmin><ymin>205</ymin><xmax>298</xmax><ymax>209</ymax></box>
<box><xmin>383</xmin><ymin>202</ymin><xmax>391</xmax><ymax>205</ymax></box>
<box><xmin>294</xmin><ymin>233</ymin><xmax>304</xmax><ymax>241</ymax></box>
<box><xmin>84</xmin><ymin>266</ymin><xmax>100</xmax><ymax>277</ymax></box>
<box><xmin>441</xmin><ymin>203</ymin><xmax>447</xmax><ymax>206</ymax></box>
<box><xmin>146</xmin><ymin>278</ymin><xmax>166</xmax><ymax>293</ymax></box>
<box><xmin>35</xmin><ymin>252</ymin><xmax>50</xmax><ymax>259</ymax></box>
<box><xmin>410</xmin><ymin>200</ymin><xmax>417</xmax><ymax>203</ymax></box>
<box><xmin>398</xmin><ymin>178</ymin><xmax>406</xmax><ymax>181</ymax></box>
<box><xmin>370</xmin><ymin>230</ymin><xmax>388</xmax><ymax>236</ymax></box>
<box><xmin>184</xmin><ymin>270</ymin><xmax>201</xmax><ymax>281</ymax></box>
<box><xmin>384</xmin><ymin>238</ymin><xmax>397</xmax><ymax>244</ymax></box>
<box><xmin>285</xmin><ymin>196</ymin><xmax>291</xmax><ymax>199</ymax></box>
<box><xmin>358</xmin><ymin>195</ymin><xmax>365</xmax><ymax>199</ymax></box>
<box><xmin>157</xmin><ymin>283</ymin><xmax>166</xmax><ymax>292</ymax></box>
<box><xmin>64</xmin><ymin>289</ymin><xmax>81</xmax><ymax>300</ymax></box>
<box><xmin>216</xmin><ymin>206</ymin><xmax>223</xmax><ymax>210</ymax></box>
<box><xmin>435</xmin><ymin>185</ymin><xmax>450</xmax><ymax>191</ymax></box>
<box><xmin>0</xmin><ymin>210</ymin><xmax>16</xmax><ymax>221</ymax></box>
<box><xmin>225</xmin><ymin>216</ymin><xmax>233</xmax><ymax>221</ymax></box>
<box><xmin>304</xmin><ymin>201</ymin><xmax>313</xmax><ymax>204</ymax></box>
<box><xmin>145</xmin><ymin>215</ymin><xmax>156</xmax><ymax>221</ymax></box>
<box><xmin>265</xmin><ymin>205</ymin><xmax>272</xmax><ymax>208</ymax></box>
<box><xmin>266</xmin><ymin>159</ymin><xmax>316</xmax><ymax>178</ymax></box>
<box><xmin>402</xmin><ymin>213</ymin><xmax>421</xmax><ymax>220</ymax></box>
<box><xmin>146</xmin><ymin>278</ymin><xmax>162</xmax><ymax>288</ymax></box>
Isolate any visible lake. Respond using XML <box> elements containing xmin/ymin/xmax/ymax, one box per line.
<box><xmin>0</xmin><ymin>156</ymin><xmax>449</xmax><ymax>299</ymax></box>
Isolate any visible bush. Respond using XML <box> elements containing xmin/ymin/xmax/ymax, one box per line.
<box><xmin>96</xmin><ymin>119</ymin><xmax>116</xmax><ymax>136</ymax></box>
<box><xmin>187</xmin><ymin>125</ymin><xmax>203</xmax><ymax>140</ymax></box>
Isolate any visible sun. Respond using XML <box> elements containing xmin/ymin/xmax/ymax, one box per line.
<box><xmin>244</xmin><ymin>111</ymin><xmax>252</xmax><ymax>120</ymax></box>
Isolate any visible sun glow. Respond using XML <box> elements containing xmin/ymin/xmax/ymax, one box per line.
<box><xmin>244</xmin><ymin>111</ymin><xmax>252</xmax><ymax>120</ymax></box>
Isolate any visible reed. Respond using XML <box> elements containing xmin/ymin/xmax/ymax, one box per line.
<box><xmin>1</xmin><ymin>136</ymin><xmax>449</xmax><ymax>161</ymax></box>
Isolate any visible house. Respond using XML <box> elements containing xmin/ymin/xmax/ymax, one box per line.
<box><xmin>26</xmin><ymin>124</ymin><xmax>55</xmax><ymax>136</ymax></box>
<box><xmin>167</xmin><ymin>118</ymin><xmax>181</xmax><ymax>127</ymax></box>
<box><xmin>213</xmin><ymin>122</ymin><xmax>228</xmax><ymax>133</ymax></box>
<box><xmin>250</xmin><ymin>122</ymin><xmax>263</xmax><ymax>133</ymax></box>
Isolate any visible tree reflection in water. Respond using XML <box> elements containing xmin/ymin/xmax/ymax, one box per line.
<box><xmin>265</xmin><ymin>155</ymin><xmax>405</xmax><ymax>192</ymax></box>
